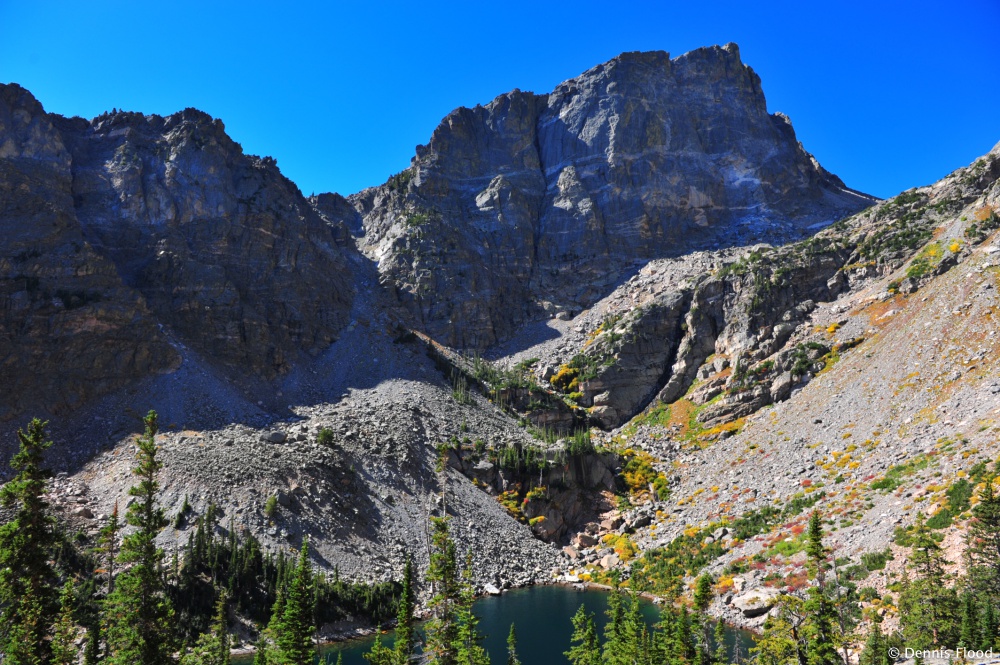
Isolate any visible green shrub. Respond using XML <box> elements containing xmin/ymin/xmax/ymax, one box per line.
<box><xmin>264</xmin><ymin>495</ymin><xmax>278</xmax><ymax>518</ymax></box>
<box><xmin>316</xmin><ymin>427</ymin><xmax>334</xmax><ymax>446</ymax></box>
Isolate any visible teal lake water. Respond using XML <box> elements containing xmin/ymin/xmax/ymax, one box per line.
<box><xmin>236</xmin><ymin>585</ymin><xmax>754</xmax><ymax>664</ymax></box>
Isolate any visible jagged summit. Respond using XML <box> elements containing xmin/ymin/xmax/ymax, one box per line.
<box><xmin>336</xmin><ymin>44</ymin><xmax>875</xmax><ymax>349</ymax></box>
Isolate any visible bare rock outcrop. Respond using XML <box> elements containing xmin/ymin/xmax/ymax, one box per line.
<box><xmin>330</xmin><ymin>44</ymin><xmax>874</xmax><ymax>349</ymax></box>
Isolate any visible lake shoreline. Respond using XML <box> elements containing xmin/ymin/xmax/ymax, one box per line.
<box><xmin>230</xmin><ymin>580</ymin><xmax>757</xmax><ymax>659</ymax></box>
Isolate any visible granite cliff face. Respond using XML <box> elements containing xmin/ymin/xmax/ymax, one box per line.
<box><xmin>0</xmin><ymin>84</ymin><xmax>177</xmax><ymax>421</ymax></box>
<box><xmin>339</xmin><ymin>44</ymin><xmax>873</xmax><ymax>348</ymax></box>
<box><xmin>0</xmin><ymin>84</ymin><xmax>354</xmax><ymax>422</ymax></box>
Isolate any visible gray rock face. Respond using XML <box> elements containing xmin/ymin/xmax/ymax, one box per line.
<box><xmin>335</xmin><ymin>44</ymin><xmax>873</xmax><ymax>349</ymax></box>
<box><xmin>0</xmin><ymin>83</ymin><xmax>355</xmax><ymax>421</ymax></box>
<box><xmin>0</xmin><ymin>84</ymin><xmax>179</xmax><ymax>421</ymax></box>
<box><xmin>58</xmin><ymin>108</ymin><xmax>354</xmax><ymax>378</ymax></box>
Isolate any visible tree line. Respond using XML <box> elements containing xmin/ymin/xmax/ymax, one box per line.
<box><xmin>0</xmin><ymin>414</ymin><xmax>397</xmax><ymax>665</ymax></box>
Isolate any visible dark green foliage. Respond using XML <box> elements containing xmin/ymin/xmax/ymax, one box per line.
<box><xmin>0</xmin><ymin>418</ymin><xmax>58</xmax><ymax>664</ymax></box>
<box><xmin>394</xmin><ymin>557</ymin><xmax>416</xmax><ymax>665</ymax></box>
<box><xmin>316</xmin><ymin>427</ymin><xmax>335</xmax><ymax>447</ymax></box>
<box><xmin>170</xmin><ymin>503</ymin><xmax>398</xmax><ymax>645</ymax></box>
<box><xmin>966</xmin><ymin>476</ymin><xmax>1000</xmax><ymax>598</ymax></box>
<box><xmin>104</xmin><ymin>411</ymin><xmax>176</xmax><ymax>665</ymax></box>
<box><xmin>565</xmin><ymin>605</ymin><xmax>600</xmax><ymax>665</ymax></box>
<box><xmin>179</xmin><ymin>591</ymin><xmax>231</xmax><ymax>665</ymax></box>
<box><xmin>277</xmin><ymin>540</ymin><xmax>317</xmax><ymax>665</ymax></box>
<box><xmin>423</xmin><ymin>517</ymin><xmax>490</xmax><ymax>665</ymax></box>
<box><xmin>51</xmin><ymin>580</ymin><xmax>78</xmax><ymax>665</ymax></box>
<box><xmin>898</xmin><ymin>514</ymin><xmax>960</xmax><ymax>648</ymax></box>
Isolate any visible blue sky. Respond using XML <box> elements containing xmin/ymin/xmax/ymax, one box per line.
<box><xmin>1</xmin><ymin>1</ymin><xmax>997</xmax><ymax>199</ymax></box>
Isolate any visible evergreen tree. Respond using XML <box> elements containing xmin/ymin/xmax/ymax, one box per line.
<box><xmin>694</xmin><ymin>575</ymin><xmax>714</xmax><ymax>665</ymax></box>
<box><xmin>363</xmin><ymin>634</ymin><xmax>394</xmax><ymax>665</ymax></box>
<box><xmin>712</xmin><ymin>619</ymin><xmax>728</xmax><ymax>665</ymax></box>
<box><xmin>180</xmin><ymin>591</ymin><xmax>231</xmax><ymax>665</ymax></box>
<box><xmin>898</xmin><ymin>514</ymin><xmax>959</xmax><ymax>648</ymax></box>
<box><xmin>979</xmin><ymin>597</ymin><xmax>997</xmax><ymax>650</ymax></box>
<box><xmin>252</xmin><ymin>634</ymin><xmax>269</xmax><ymax>665</ymax></box>
<box><xmin>565</xmin><ymin>604</ymin><xmax>601</xmax><ymax>665</ymax></box>
<box><xmin>277</xmin><ymin>539</ymin><xmax>316</xmax><ymax>665</ymax></box>
<box><xmin>394</xmin><ymin>556</ymin><xmax>416</xmax><ymax>665</ymax></box>
<box><xmin>506</xmin><ymin>623</ymin><xmax>521</xmax><ymax>665</ymax></box>
<box><xmin>454</xmin><ymin>553</ymin><xmax>489</xmax><ymax>665</ymax></box>
<box><xmin>425</xmin><ymin>517</ymin><xmax>460</xmax><ymax>665</ymax></box>
<box><xmin>51</xmin><ymin>580</ymin><xmax>78</xmax><ymax>665</ymax></box>
<box><xmin>99</xmin><ymin>501</ymin><xmax>121</xmax><ymax>594</ymax></box>
<box><xmin>858</xmin><ymin>620</ymin><xmax>891</xmax><ymax>665</ymax></box>
<box><xmin>0</xmin><ymin>418</ymin><xmax>58</xmax><ymax>664</ymax></box>
<box><xmin>104</xmin><ymin>410</ymin><xmax>176</xmax><ymax>665</ymax></box>
<box><xmin>959</xmin><ymin>591</ymin><xmax>980</xmax><ymax>649</ymax></box>
<box><xmin>967</xmin><ymin>475</ymin><xmax>1000</xmax><ymax>597</ymax></box>
<box><xmin>802</xmin><ymin>512</ymin><xmax>840</xmax><ymax>665</ymax></box>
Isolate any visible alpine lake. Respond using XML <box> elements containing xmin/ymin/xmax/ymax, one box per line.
<box><xmin>233</xmin><ymin>584</ymin><xmax>754</xmax><ymax>664</ymax></box>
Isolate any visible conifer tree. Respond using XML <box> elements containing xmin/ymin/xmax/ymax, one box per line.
<box><xmin>363</xmin><ymin>634</ymin><xmax>394</xmax><ymax>665</ymax></box>
<box><xmin>751</xmin><ymin>595</ymin><xmax>806</xmax><ymax>665</ymax></box>
<box><xmin>959</xmin><ymin>591</ymin><xmax>980</xmax><ymax>649</ymax></box>
<box><xmin>802</xmin><ymin>511</ymin><xmax>840</xmax><ymax>665</ymax></box>
<box><xmin>859</xmin><ymin>620</ymin><xmax>890</xmax><ymax>665</ymax></box>
<box><xmin>180</xmin><ymin>591</ymin><xmax>231</xmax><ymax>665</ymax></box>
<box><xmin>394</xmin><ymin>556</ymin><xmax>416</xmax><ymax>665</ymax></box>
<box><xmin>712</xmin><ymin>619</ymin><xmax>728</xmax><ymax>665</ymax></box>
<box><xmin>0</xmin><ymin>418</ymin><xmax>58</xmax><ymax>664</ymax></box>
<box><xmin>967</xmin><ymin>475</ymin><xmax>1000</xmax><ymax>597</ymax></box>
<box><xmin>454</xmin><ymin>552</ymin><xmax>489</xmax><ymax>665</ymax></box>
<box><xmin>694</xmin><ymin>574</ymin><xmax>714</xmax><ymax>665</ymax></box>
<box><xmin>104</xmin><ymin>410</ymin><xmax>176</xmax><ymax>665</ymax></box>
<box><xmin>425</xmin><ymin>517</ymin><xmax>460</xmax><ymax>665</ymax></box>
<box><xmin>99</xmin><ymin>501</ymin><xmax>121</xmax><ymax>594</ymax></box>
<box><xmin>51</xmin><ymin>580</ymin><xmax>78</xmax><ymax>665</ymax></box>
<box><xmin>506</xmin><ymin>623</ymin><xmax>522</xmax><ymax>665</ymax></box>
<box><xmin>979</xmin><ymin>597</ymin><xmax>997</xmax><ymax>651</ymax></box>
<box><xmin>277</xmin><ymin>539</ymin><xmax>316</xmax><ymax>665</ymax></box>
<box><xmin>565</xmin><ymin>605</ymin><xmax>601</xmax><ymax>665</ymax></box>
<box><xmin>898</xmin><ymin>513</ymin><xmax>959</xmax><ymax>648</ymax></box>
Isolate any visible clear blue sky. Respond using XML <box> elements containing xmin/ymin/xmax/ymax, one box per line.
<box><xmin>2</xmin><ymin>1</ymin><xmax>997</xmax><ymax>199</ymax></box>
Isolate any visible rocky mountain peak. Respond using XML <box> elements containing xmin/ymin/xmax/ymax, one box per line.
<box><xmin>336</xmin><ymin>44</ymin><xmax>875</xmax><ymax>349</ymax></box>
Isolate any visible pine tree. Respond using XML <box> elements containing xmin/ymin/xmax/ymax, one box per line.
<box><xmin>967</xmin><ymin>475</ymin><xmax>1000</xmax><ymax>597</ymax></box>
<box><xmin>712</xmin><ymin>619</ymin><xmax>728</xmax><ymax>665</ymax></box>
<box><xmin>751</xmin><ymin>595</ymin><xmax>806</xmax><ymax>665</ymax></box>
<box><xmin>506</xmin><ymin>623</ymin><xmax>522</xmax><ymax>665</ymax></box>
<box><xmin>979</xmin><ymin>597</ymin><xmax>997</xmax><ymax>650</ymax></box>
<box><xmin>180</xmin><ymin>591</ymin><xmax>231</xmax><ymax>665</ymax></box>
<box><xmin>0</xmin><ymin>418</ymin><xmax>58</xmax><ymax>664</ymax></box>
<box><xmin>394</xmin><ymin>556</ymin><xmax>416</xmax><ymax>665</ymax></box>
<box><xmin>425</xmin><ymin>517</ymin><xmax>460</xmax><ymax>665</ymax></box>
<box><xmin>454</xmin><ymin>553</ymin><xmax>489</xmax><ymax>665</ymax></box>
<box><xmin>99</xmin><ymin>501</ymin><xmax>121</xmax><ymax>594</ymax></box>
<box><xmin>801</xmin><ymin>511</ymin><xmax>841</xmax><ymax>665</ymax></box>
<box><xmin>898</xmin><ymin>514</ymin><xmax>960</xmax><ymax>648</ymax></box>
<box><xmin>694</xmin><ymin>574</ymin><xmax>714</xmax><ymax>665</ymax></box>
<box><xmin>565</xmin><ymin>604</ymin><xmax>601</xmax><ymax>665</ymax></box>
<box><xmin>859</xmin><ymin>620</ymin><xmax>888</xmax><ymax>665</ymax></box>
<box><xmin>51</xmin><ymin>580</ymin><xmax>78</xmax><ymax>665</ymax></box>
<box><xmin>277</xmin><ymin>539</ymin><xmax>316</xmax><ymax>665</ymax></box>
<box><xmin>959</xmin><ymin>591</ymin><xmax>980</xmax><ymax>649</ymax></box>
<box><xmin>104</xmin><ymin>410</ymin><xmax>176</xmax><ymax>665</ymax></box>
<box><xmin>364</xmin><ymin>634</ymin><xmax>394</xmax><ymax>665</ymax></box>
